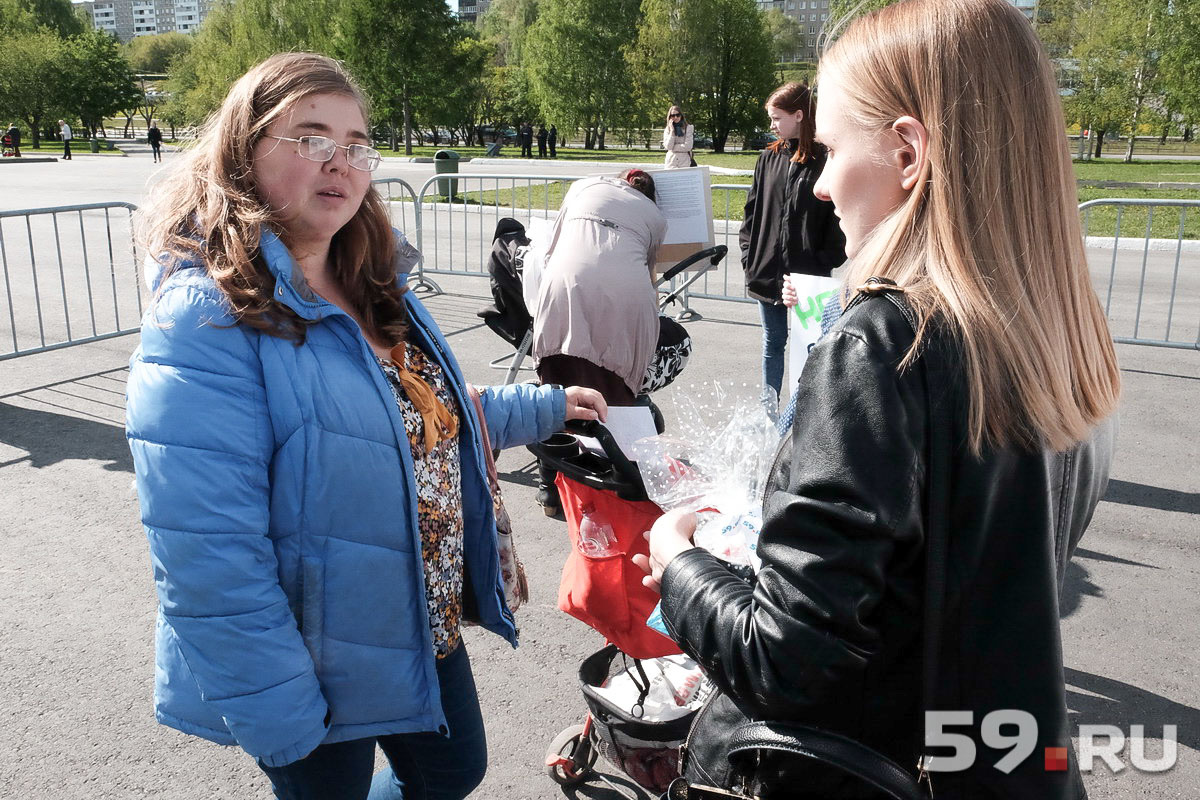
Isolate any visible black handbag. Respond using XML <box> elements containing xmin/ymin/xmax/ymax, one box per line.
<box><xmin>666</xmin><ymin>281</ymin><xmax>946</xmax><ymax>800</ymax></box>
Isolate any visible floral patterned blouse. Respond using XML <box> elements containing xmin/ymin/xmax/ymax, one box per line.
<box><xmin>379</xmin><ymin>341</ymin><xmax>464</xmax><ymax>658</ymax></box>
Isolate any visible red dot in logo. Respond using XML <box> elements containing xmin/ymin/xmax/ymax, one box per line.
<box><xmin>1044</xmin><ymin>747</ymin><xmax>1069</xmax><ymax>771</ymax></box>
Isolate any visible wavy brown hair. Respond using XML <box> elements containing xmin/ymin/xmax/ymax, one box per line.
<box><xmin>765</xmin><ymin>82</ymin><xmax>818</xmax><ymax>164</ymax></box>
<box><xmin>822</xmin><ymin>0</ymin><xmax>1119</xmax><ymax>454</ymax></box>
<box><xmin>140</xmin><ymin>52</ymin><xmax>406</xmax><ymax>345</ymax></box>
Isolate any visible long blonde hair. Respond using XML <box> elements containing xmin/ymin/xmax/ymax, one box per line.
<box><xmin>141</xmin><ymin>52</ymin><xmax>406</xmax><ymax>345</ymax></box>
<box><xmin>822</xmin><ymin>0</ymin><xmax>1119</xmax><ymax>453</ymax></box>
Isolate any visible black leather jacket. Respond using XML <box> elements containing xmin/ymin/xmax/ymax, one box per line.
<box><xmin>739</xmin><ymin>143</ymin><xmax>846</xmax><ymax>303</ymax></box>
<box><xmin>660</xmin><ymin>291</ymin><xmax>1114</xmax><ymax>798</ymax></box>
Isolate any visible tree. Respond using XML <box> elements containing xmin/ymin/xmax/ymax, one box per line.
<box><xmin>523</xmin><ymin>0</ymin><xmax>641</xmax><ymax>149</ymax></box>
<box><xmin>0</xmin><ymin>0</ymin><xmax>83</xmax><ymax>37</ymax></box>
<box><xmin>0</xmin><ymin>30</ymin><xmax>66</xmax><ymax>146</ymax></box>
<box><xmin>334</xmin><ymin>0</ymin><xmax>457</xmax><ymax>155</ymax></box>
<box><xmin>166</xmin><ymin>0</ymin><xmax>336</xmax><ymax>124</ymax></box>
<box><xmin>411</xmin><ymin>26</ymin><xmax>493</xmax><ymax>146</ymax></box>
<box><xmin>763</xmin><ymin>8</ymin><xmax>803</xmax><ymax>79</ymax></box>
<box><xmin>629</xmin><ymin>0</ymin><xmax>775</xmax><ymax>152</ymax></box>
<box><xmin>0</xmin><ymin>0</ymin><xmax>38</xmax><ymax>34</ymax></box>
<box><xmin>1061</xmin><ymin>0</ymin><xmax>1174</xmax><ymax>161</ymax></box>
<box><xmin>124</xmin><ymin>31</ymin><xmax>193</xmax><ymax>74</ymax></box>
<box><xmin>1158</xmin><ymin>0</ymin><xmax>1200</xmax><ymax>139</ymax></box>
<box><xmin>474</xmin><ymin>0</ymin><xmax>543</xmax><ymax>140</ymax></box>
<box><xmin>478</xmin><ymin>0</ymin><xmax>540</xmax><ymax>65</ymax></box>
<box><xmin>62</xmin><ymin>29</ymin><xmax>141</xmax><ymax>137</ymax></box>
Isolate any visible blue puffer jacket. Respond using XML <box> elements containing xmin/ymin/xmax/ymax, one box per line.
<box><xmin>125</xmin><ymin>229</ymin><xmax>565</xmax><ymax>767</ymax></box>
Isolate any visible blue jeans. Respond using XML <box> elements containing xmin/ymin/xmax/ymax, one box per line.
<box><xmin>758</xmin><ymin>301</ymin><xmax>790</xmax><ymax>403</ymax></box>
<box><xmin>257</xmin><ymin>644</ymin><xmax>486</xmax><ymax>800</ymax></box>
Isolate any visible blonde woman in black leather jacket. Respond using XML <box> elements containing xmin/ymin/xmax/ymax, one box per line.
<box><xmin>636</xmin><ymin>1</ymin><xmax>1120</xmax><ymax>797</ymax></box>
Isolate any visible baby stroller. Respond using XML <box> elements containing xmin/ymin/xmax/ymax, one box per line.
<box><xmin>1</xmin><ymin>132</ymin><xmax>15</xmax><ymax>158</ymax></box>
<box><xmin>530</xmin><ymin>420</ymin><xmax>709</xmax><ymax>797</ymax></box>
<box><xmin>533</xmin><ymin>422</ymin><xmax>932</xmax><ymax>800</ymax></box>
<box><xmin>477</xmin><ymin>217</ymin><xmax>727</xmax><ymax>388</ymax></box>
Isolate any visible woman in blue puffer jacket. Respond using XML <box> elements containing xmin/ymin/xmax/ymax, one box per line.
<box><xmin>125</xmin><ymin>53</ymin><xmax>606</xmax><ymax>800</ymax></box>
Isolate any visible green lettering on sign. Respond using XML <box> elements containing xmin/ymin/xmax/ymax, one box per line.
<box><xmin>792</xmin><ymin>289</ymin><xmax>835</xmax><ymax>331</ymax></box>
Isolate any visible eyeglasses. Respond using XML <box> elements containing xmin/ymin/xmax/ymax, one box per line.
<box><xmin>268</xmin><ymin>135</ymin><xmax>382</xmax><ymax>172</ymax></box>
<box><xmin>669</xmin><ymin>113</ymin><xmax>681</xmax><ymax>118</ymax></box>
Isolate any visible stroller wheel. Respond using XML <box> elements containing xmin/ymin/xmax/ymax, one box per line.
<box><xmin>544</xmin><ymin>723</ymin><xmax>597</xmax><ymax>786</ymax></box>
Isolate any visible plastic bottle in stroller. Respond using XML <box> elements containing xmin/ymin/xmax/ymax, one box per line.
<box><xmin>577</xmin><ymin>504</ymin><xmax>617</xmax><ymax>557</ymax></box>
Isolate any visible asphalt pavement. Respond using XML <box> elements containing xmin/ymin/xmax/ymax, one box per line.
<box><xmin>0</xmin><ymin>147</ymin><xmax>1196</xmax><ymax>799</ymax></box>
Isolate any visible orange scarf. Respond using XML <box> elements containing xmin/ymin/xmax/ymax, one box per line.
<box><xmin>386</xmin><ymin>343</ymin><xmax>458</xmax><ymax>453</ymax></box>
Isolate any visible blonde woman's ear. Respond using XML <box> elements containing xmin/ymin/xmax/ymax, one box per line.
<box><xmin>892</xmin><ymin>116</ymin><xmax>929</xmax><ymax>192</ymax></box>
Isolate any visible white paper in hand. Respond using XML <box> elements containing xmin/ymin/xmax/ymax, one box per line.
<box><xmin>576</xmin><ymin>405</ymin><xmax>659</xmax><ymax>461</ymax></box>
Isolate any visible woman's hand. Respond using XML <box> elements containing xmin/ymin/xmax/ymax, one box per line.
<box><xmin>564</xmin><ymin>386</ymin><xmax>607</xmax><ymax>422</ymax></box>
<box><xmin>782</xmin><ymin>274</ymin><xmax>798</xmax><ymax>307</ymax></box>
<box><xmin>632</xmin><ymin>509</ymin><xmax>697</xmax><ymax>594</ymax></box>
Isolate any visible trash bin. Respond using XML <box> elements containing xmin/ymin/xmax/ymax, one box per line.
<box><xmin>89</xmin><ymin>138</ymin><xmax>99</xmax><ymax>153</ymax></box>
<box><xmin>434</xmin><ymin>149</ymin><xmax>460</xmax><ymax>199</ymax></box>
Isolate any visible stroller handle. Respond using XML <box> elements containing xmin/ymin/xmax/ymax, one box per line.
<box><xmin>658</xmin><ymin>244</ymin><xmax>727</xmax><ymax>285</ymax></box>
<box><xmin>529</xmin><ymin>419</ymin><xmax>649</xmax><ymax>502</ymax></box>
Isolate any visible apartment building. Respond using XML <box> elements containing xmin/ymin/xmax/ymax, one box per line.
<box><xmin>77</xmin><ymin>0</ymin><xmax>212</xmax><ymax>43</ymax></box>
<box><xmin>757</xmin><ymin>0</ymin><xmax>832</xmax><ymax>62</ymax></box>
<box><xmin>1008</xmin><ymin>0</ymin><xmax>1038</xmax><ymax>19</ymax></box>
<box><xmin>456</xmin><ymin>0</ymin><xmax>491</xmax><ymax>24</ymax></box>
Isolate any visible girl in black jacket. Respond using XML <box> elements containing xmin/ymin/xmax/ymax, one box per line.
<box><xmin>740</xmin><ymin>81</ymin><xmax>846</xmax><ymax>409</ymax></box>
<box><xmin>637</xmin><ymin>1</ymin><xmax>1121</xmax><ymax>797</ymax></box>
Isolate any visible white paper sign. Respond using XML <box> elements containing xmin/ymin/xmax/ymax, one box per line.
<box><xmin>786</xmin><ymin>273</ymin><xmax>842</xmax><ymax>395</ymax></box>
<box><xmin>575</xmin><ymin>405</ymin><xmax>659</xmax><ymax>461</ymax></box>
<box><xmin>649</xmin><ymin>166</ymin><xmax>713</xmax><ymax>246</ymax></box>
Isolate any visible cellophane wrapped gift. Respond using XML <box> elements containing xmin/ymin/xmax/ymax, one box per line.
<box><xmin>631</xmin><ymin>383</ymin><xmax>781</xmax><ymax>572</ymax></box>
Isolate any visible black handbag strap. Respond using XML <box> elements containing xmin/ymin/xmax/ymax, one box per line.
<box><xmin>720</xmin><ymin>280</ymin><xmax>948</xmax><ymax>800</ymax></box>
<box><xmin>727</xmin><ymin>722</ymin><xmax>928</xmax><ymax>800</ymax></box>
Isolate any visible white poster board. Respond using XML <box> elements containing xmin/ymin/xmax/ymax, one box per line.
<box><xmin>643</xmin><ymin>166</ymin><xmax>714</xmax><ymax>268</ymax></box>
<box><xmin>786</xmin><ymin>273</ymin><xmax>841</xmax><ymax>393</ymax></box>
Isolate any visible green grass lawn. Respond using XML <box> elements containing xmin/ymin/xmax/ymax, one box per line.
<box><xmin>428</xmin><ymin>175</ymin><xmax>1198</xmax><ymax>239</ymax></box>
<box><xmin>5</xmin><ymin>141</ymin><xmax>124</xmax><ymax>156</ymax></box>
<box><xmin>1074</xmin><ymin>160</ymin><xmax>1200</xmax><ymax>183</ymax></box>
<box><xmin>394</xmin><ymin>143</ymin><xmax>1199</xmax><ymax>184</ymax></box>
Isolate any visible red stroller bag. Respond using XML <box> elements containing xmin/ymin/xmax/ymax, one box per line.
<box><xmin>532</xmin><ymin>418</ymin><xmax>682</xmax><ymax>658</ymax></box>
<box><xmin>555</xmin><ymin>472</ymin><xmax>680</xmax><ymax>659</ymax></box>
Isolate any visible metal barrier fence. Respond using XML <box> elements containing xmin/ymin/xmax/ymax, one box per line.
<box><xmin>371</xmin><ymin>176</ymin><xmax>422</xmax><ymax>232</ymax></box>
<box><xmin>1080</xmin><ymin>198</ymin><xmax>1200</xmax><ymax>350</ymax></box>
<box><xmin>412</xmin><ymin>172</ymin><xmax>582</xmax><ymax>285</ymax></box>
<box><xmin>703</xmin><ymin>183</ymin><xmax>753</xmax><ymax>304</ymax></box>
<box><xmin>0</xmin><ymin>202</ymin><xmax>141</xmax><ymax>362</ymax></box>
<box><xmin>1</xmin><ymin>187</ymin><xmax>1194</xmax><ymax>361</ymax></box>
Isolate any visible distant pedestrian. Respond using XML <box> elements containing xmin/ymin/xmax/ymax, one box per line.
<box><xmin>148</xmin><ymin>123</ymin><xmax>163</xmax><ymax>162</ymax></box>
<box><xmin>5</xmin><ymin>123</ymin><xmax>19</xmax><ymax>157</ymax></box>
<box><xmin>520</xmin><ymin>121</ymin><xmax>533</xmax><ymax>158</ymax></box>
<box><xmin>58</xmin><ymin>120</ymin><xmax>73</xmax><ymax>160</ymax></box>
<box><xmin>549</xmin><ymin>124</ymin><xmax>557</xmax><ymax>158</ymax></box>
<box><xmin>662</xmin><ymin>105</ymin><xmax>693</xmax><ymax>169</ymax></box>
<box><xmin>536</xmin><ymin>124</ymin><xmax>547</xmax><ymax>158</ymax></box>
